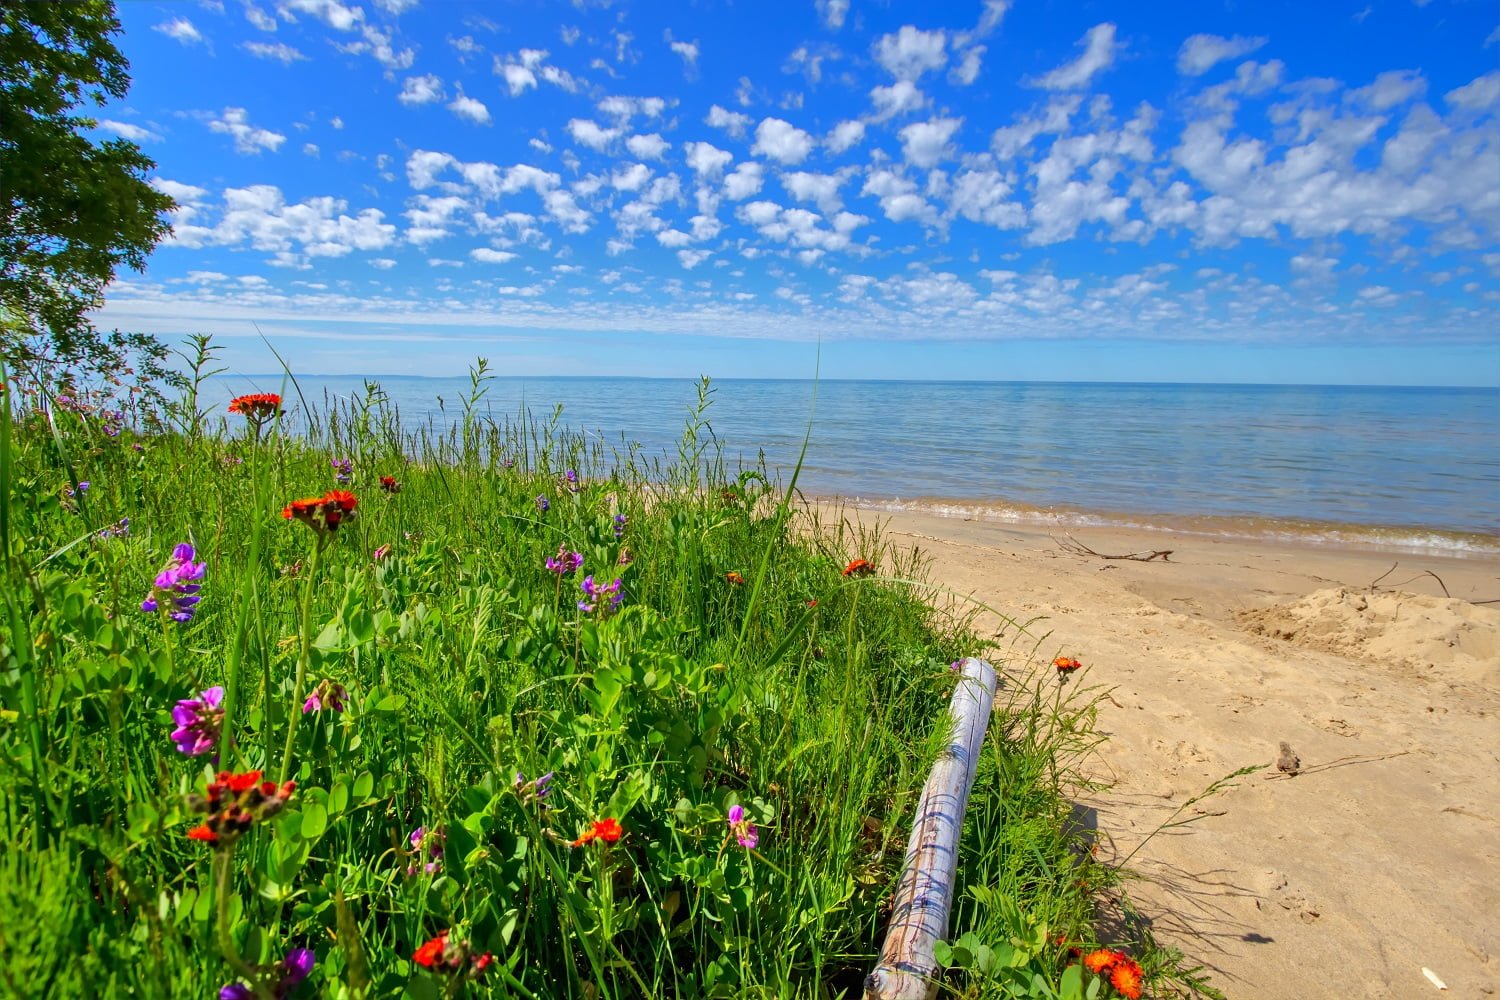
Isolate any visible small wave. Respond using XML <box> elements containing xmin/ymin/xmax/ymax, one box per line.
<box><xmin>836</xmin><ymin>495</ymin><xmax>1500</xmax><ymax>559</ymax></box>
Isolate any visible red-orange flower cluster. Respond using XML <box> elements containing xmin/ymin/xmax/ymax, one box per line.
<box><xmin>725</xmin><ymin>571</ymin><xmax>745</xmax><ymax>585</ymax></box>
<box><xmin>227</xmin><ymin>393</ymin><xmax>282</xmax><ymax>422</ymax></box>
<box><xmin>282</xmin><ymin>490</ymin><xmax>358</xmax><ymax>534</ymax></box>
<box><xmin>1053</xmin><ymin>656</ymin><xmax>1083</xmax><ymax>675</ymax></box>
<box><xmin>842</xmin><ymin>558</ymin><xmax>875</xmax><ymax>577</ymax></box>
<box><xmin>379</xmin><ymin>475</ymin><xmax>401</xmax><ymax>493</ymax></box>
<box><xmin>412</xmin><ymin>930</ymin><xmax>493</xmax><ymax>979</ymax></box>
<box><xmin>1081</xmin><ymin>949</ymin><xmax>1143</xmax><ymax>999</ymax></box>
<box><xmin>569</xmin><ymin>817</ymin><xmax>623</xmax><ymax>848</ymax></box>
<box><xmin>185</xmin><ymin>769</ymin><xmax>295</xmax><ymax>846</ymax></box>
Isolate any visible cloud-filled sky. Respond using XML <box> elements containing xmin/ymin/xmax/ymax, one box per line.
<box><xmin>93</xmin><ymin>0</ymin><xmax>1500</xmax><ymax>383</ymax></box>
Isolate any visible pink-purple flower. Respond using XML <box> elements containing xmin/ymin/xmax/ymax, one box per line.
<box><xmin>331</xmin><ymin>457</ymin><xmax>353</xmax><ymax>484</ymax></box>
<box><xmin>727</xmin><ymin>804</ymin><xmax>759</xmax><ymax>849</ymax></box>
<box><xmin>302</xmin><ymin>680</ymin><xmax>347</xmax><ymax>714</ymax></box>
<box><xmin>577</xmin><ymin>575</ymin><xmax>623</xmax><ymax>614</ymax></box>
<box><xmin>171</xmin><ymin>685</ymin><xmax>225</xmax><ymax>756</ymax></box>
<box><xmin>220</xmin><ymin>946</ymin><xmax>314</xmax><ymax>999</ymax></box>
<box><xmin>407</xmin><ymin>825</ymin><xmax>445</xmax><ymax>875</ymax></box>
<box><xmin>534</xmin><ymin>494</ymin><xmax>549</xmax><ymax>513</ymax></box>
<box><xmin>545</xmin><ymin>545</ymin><xmax>583</xmax><ymax>575</ymax></box>
<box><xmin>142</xmin><ymin>542</ymin><xmax>206</xmax><ymax>622</ymax></box>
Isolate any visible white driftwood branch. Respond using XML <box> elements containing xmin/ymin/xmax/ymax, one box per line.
<box><xmin>864</xmin><ymin>656</ymin><xmax>999</xmax><ymax>1000</ymax></box>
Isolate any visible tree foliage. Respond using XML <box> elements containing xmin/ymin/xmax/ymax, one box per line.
<box><xmin>0</xmin><ymin>0</ymin><xmax>176</xmax><ymax>377</ymax></box>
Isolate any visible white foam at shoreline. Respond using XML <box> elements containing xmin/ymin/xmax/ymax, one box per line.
<box><xmin>838</xmin><ymin>496</ymin><xmax>1500</xmax><ymax>559</ymax></box>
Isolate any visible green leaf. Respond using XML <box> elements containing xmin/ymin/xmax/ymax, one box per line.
<box><xmin>301</xmin><ymin>800</ymin><xmax>328</xmax><ymax>840</ymax></box>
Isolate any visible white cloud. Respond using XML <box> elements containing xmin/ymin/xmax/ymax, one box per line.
<box><xmin>243</xmin><ymin>41</ymin><xmax>306</xmax><ymax>63</ymax></box>
<box><xmin>627</xmin><ymin>133</ymin><xmax>670</xmax><ymax>160</ymax></box>
<box><xmin>374</xmin><ymin>0</ymin><xmax>418</xmax><ymax>12</ymax></box>
<box><xmin>1348</xmin><ymin>70</ymin><xmax>1426</xmax><ymax>110</ymax></box>
<box><xmin>707</xmin><ymin>104</ymin><xmax>753</xmax><ymax>137</ymax></box>
<box><xmin>862</xmin><ymin>169</ymin><xmax>936</xmax><ymax>224</ymax></box>
<box><xmin>823</xmin><ymin>120</ymin><xmax>866</xmax><ymax>156</ymax></box>
<box><xmin>724</xmin><ymin>161</ymin><xmax>765</xmax><ymax>200</ymax></box>
<box><xmin>870</xmin><ymin>80</ymin><xmax>927</xmax><ymax>120</ymax></box>
<box><xmin>782</xmin><ymin>171</ymin><xmax>846</xmax><ymax>212</ymax></box>
<box><xmin>685</xmin><ymin>141</ymin><xmax>734</xmax><ymax>178</ymax></box>
<box><xmin>950</xmin><ymin>46</ymin><xmax>985</xmax><ymax>86</ymax></box>
<box><xmin>873</xmin><ymin>26</ymin><xmax>948</xmax><ymax>82</ymax></box>
<box><xmin>900</xmin><ymin>117</ymin><xmax>962</xmax><ymax>168</ymax></box>
<box><xmin>169</xmin><ymin>184</ymin><xmax>396</xmax><ymax>260</ymax></box>
<box><xmin>657</xmin><ymin>229</ymin><xmax>693</xmax><ymax>247</ymax></box>
<box><xmin>752</xmin><ymin>117</ymin><xmax>815</xmax><ymax>164</ymax></box>
<box><xmin>678</xmin><ymin>249</ymin><xmax>712</xmax><ymax>268</ymax></box>
<box><xmin>243</xmin><ymin>3</ymin><xmax>277</xmax><ymax>31</ymax></box>
<box><xmin>99</xmin><ymin>120</ymin><xmax>162</xmax><ymax>142</ymax></box>
<box><xmin>154</xmin><ymin>18</ymin><xmax>204</xmax><ymax>45</ymax></box>
<box><xmin>598</xmin><ymin>95</ymin><xmax>668</xmax><ymax>121</ymax></box>
<box><xmin>278</xmin><ymin>0</ymin><xmax>363</xmax><ymax>31</ymax></box>
<box><xmin>1445</xmin><ymin>70</ymin><xmax>1499</xmax><ymax>112</ymax></box>
<box><xmin>1176</xmin><ymin>34</ymin><xmax>1268</xmax><ymax>76</ymax></box>
<box><xmin>500</xmin><ymin>64</ymin><xmax>537</xmax><ymax>95</ymax></box>
<box><xmin>947</xmin><ymin>167</ymin><xmax>1025</xmax><ymax>228</ymax></box>
<box><xmin>567</xmin><ymin>118</ymin><xmax>620</xmax><ymax>149</ymax></box>
<box><xmin>471</xmin><ymin>248</ymin><xmax>518</xmax><ymax>263</ymax></box>
<box><xmin>668</xmin><ymin>36</ymin><xmax>699</xmax><ymax>70</ymax></box>
<box><xmin>303</xmin><ymin>142</ymin><xmax>319</xmax><ymax>156</ymax></box>
<box><xmin>208</xmin><ymin>107</ymin><xmax>286</xmax><ymax>154</ymax></box>
<box><xmin>612</xmin><ymin>163</ymin><xmax>652</xmax><ymax>192</ymax></box>
<box><xmin>398</xmin><ymin>74</ymin><xmax>444</xmax><ymax>105</ymax></box>
<box><xmin>1030</xmin><ymin>23</ymin><xmax>1119</xmax><ymax>91</ymax></box>
<box><xmin>448</xmin><ymin>94</ymin><xmax>492</xmax><ymax>125</ymax></box>
<box><xmin>816</xmin><ymin>0</ymin><xmax>849</xmax><ymax>30</ymax></box>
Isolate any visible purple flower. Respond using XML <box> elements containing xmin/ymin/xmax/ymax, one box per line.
<box><xmin>514</xmin><ymin>771</ymin><xmax>554</xmax><ymax>804</ymax></box>
<box><xmin>142</xmin><ymin>542</ymin><xmax>206</xmax><ymax>622</ymax></box>
<box><xmin>613</xmin><ymin>513</ymin><xmax>627</xmax><ymax>538</ymax></box>
<box><xmin>96</xmin><ymin>516</ymin><xmax>130</xmax><ymax>540</ymax></box>
<box><xmin>220</xmin><ymin>946</ymin><xmax>315</xmax><ymax>1000</ymax></box>
<box><xmin>170</xmin><ymin>686</ymin><xmax>224</xmax><ymax>756</ymax></box>
<box><xmin>407</xmin><ymin>825</ymin><xmax>445</xmax><ymax>875</ymax></box>
<box><xmin>503</xmin><ymin>457</ymin><xmax>516</xmax><ymax>469</ymax></box>
<box><xmin>303</xmin><ymin>680</ymin><xmax>347</xmax><ymax>714</ymax></box>
<box><xmin>102</xmin><ymin>410</ymin><xmax>124</xmax><ymax>437</ymax></box>
<box><xmin>545</xmin><ymin>545</ymin><xmax>583</xmax><ymax>575</ymax></box>
<box><xmin>331</xmin><ymin>457</ymin><xmax>353</xmax><ymax>484</ymax></box>
<box><xmin>534</xmin><ymin>494</ymin><xmax>550</xmax><ymax>513</ymax></box>
<box><xmin>727</xmin><ymin>804</ymin><xmax>759</xmax><ymax>849</ymax></box>
<box><xmin>577</xmin><ymin>575</ymin><xmax>623</xmax><ymax>614</ymax></box>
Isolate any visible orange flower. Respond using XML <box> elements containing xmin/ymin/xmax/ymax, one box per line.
<box><xmin>223</xmin><ymin>769</ymin><xmax>263</xmax><ymax>792</ymax></box>
<box><xmin>282</xmin><ymin>497</ymin><xmax>323</xmax><ymax>521</ymax></box>
<box><xmin>1109</xmin><ymin>959</ymin><xmax>1143</xmax><ymax>999</ymax></box>
<box><xmin>186</xmin><ymin>824</ymin><xmax>218</xmax><ymax>842</ymax></box>
<box><xmin>725</xmin><ymin>571</ymin><xmax>745</xmax><ymax>585</ymax></box>
<box><xmin>227</xmin><ymin>393</ymin><xmax>282</xmax><ymax>422</ymax></box>
<box><xmin>805</xmin><ymin>599</ymin><xmax>818</xmax><ymax>607</ymax></box>
<box><xmin>842</xmin><ymin>559</ymin><xmax>874</xmax><ymax>577</ymax></box>
<box><xmin>412</xmin><ymin>931</ymin><xmax>448</xmax><ymax>968</ymax></box>
<box><xmin>1082</xmin><ymin>949</ymin><xmax>1118</xmax><ymax>974</ymax></box>
<box><xmin>323</xmin><ymin>490</ymin><xmax>357</xmax><ymax>512</ymax></box>
<box><xmin>1053</xmin><ymin>656</ymin><xmax>1083</xmax><ymax>673</ymax></box>
<box><xmin>283</xmin><ymin>491</ymin><xmax>358</xmax><ymax>535</ymax></box>
<box><xmin>570</xmin><ymin>817</ymin><xmax>623</xmax><ymax>847</ymax></box>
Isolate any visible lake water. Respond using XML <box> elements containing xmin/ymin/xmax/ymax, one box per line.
<box><xmin>205</xmin><ymin>376</ymin><xmax>1500</xmax><ymax>555</ymax></box>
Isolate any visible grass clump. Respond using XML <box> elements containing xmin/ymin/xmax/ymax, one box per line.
<box><xmin>0</xmin><ymin>356</ymin><xmax>1190</xmax><ymax>999</ymax></box>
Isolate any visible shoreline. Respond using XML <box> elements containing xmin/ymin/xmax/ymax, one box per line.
<box><xmin>822</xmin><ymin>502</ymin><xmax>1499</xmax><ymax>999</ymax></box>
<box><xmin>829</xmin><ymin>493</ymin><xmax>1500</xmax><ymax>561</ymax></box>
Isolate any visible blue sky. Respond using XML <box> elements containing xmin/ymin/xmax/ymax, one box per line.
<box><xmin>91</xmin><ymin>0</ymin><xmax>1500</xmax><ymax>384</ymax></box>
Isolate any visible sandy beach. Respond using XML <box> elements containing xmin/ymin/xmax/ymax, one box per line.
<box><xmin>827</xmin><ymin>504</ymin><xmax>1500</xmax><ymax>1000</ymax></box>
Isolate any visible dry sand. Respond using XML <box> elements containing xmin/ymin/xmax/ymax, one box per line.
<box><xmin>827</xmin><ymin>504</ymin><xmax>1500</xmax><ymax>1000</ymax></box>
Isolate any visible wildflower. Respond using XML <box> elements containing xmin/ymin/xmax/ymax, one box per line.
<box><xmin>726</xmin><ymin>571</ymin><xmax>745</xmax><ymax>585</ymax></box>
<box><xmin>65</xmin><ymin>480</ymin><xmax>90</xmax><ymax>498</ymax></box>
<box><xmin>502</xmin><ymin>457</ymin><xmax>515</xmax><ymax>469</ymax></box>
<box><xmin>131</xmin><ymin>442</ymin><xmax>144</xmax><ymax>453</ymax></box>
<box><xmin>142</xmin><ymin>542</ymin><xmax>206</xmax><ymax>622</ymax></box>
<box><xmin>563</xmin><ymin>469</ymin><xmax>579</xmax><ymax>491</ymax></box>
<box><xmin>184</xmin><ymin>769</ymin><xmax>295</xmax><ymax>846</ymax></box>
<box><xmin>412</xmin><ymin>930</ymin><xmax>493</xmax><ymax>979</ymax></box>
<box><xmin>330</xmin><ymin>458</ymin><xmax>353</xmax><ymax>484</ymax></box>
<box><xmin>220</xmin><ymin>947</ymin><xmax>315</xmax><ymax>1000</ymax></box>
<box><xmin>379</xmin><ymin>475</ymin><xmax>400</xmax><ymax>493</ymax></box>
<box><xmin>302</xmin><ymin>680</ymin><xmax>347</xmax><ymax>714</ymax></box>
<box><xmin>101</xmin><ymin>409</ymin><xmax>125</xmax><ymax>438</ymax></box>
<box><xmin>570</xmin><ymin>817</ymin><xmax>623</xmax><ymax>847</ymax></box>
<box><xmin>372</xmin><ymin>543</ymin><xmax>392</xmax><ymax>562</ymax></box>
<box><xmin>1109</xmin><ymin>960</ymin><xmax>1144</xmax><ymax>999</ymax></box>
<box><xmin>96</xmin><ymin>516</ymin><xmax>130</xmax><ymax>540</ymax></box>
<box><xmin>534</xmin><ymin>494</ymin><xmax>549</xmax><ymax>513</ymax></box>
<box><xmin>843</xmin><ymin>558</ymin><xmax>875</xmax><ymax>577</ymax></box>
<box><xmin>407</xmin><ymin>825</ymin><xmax>445</xmax><ymax>875</ymax></box>
<box><xmin>1054</xmin><ymin>656</ymin><xmax>1083</xmax><ymax>678</ymax></box>
<box><xmin>545</xmin><ymin>545</ymin><xmax>584</xmax><ymax>575</ymax></box>
<box><xmin>577</xmin><ymin>575</ymin><xmax>623</xmax><ymax>614</ymax></box>
<box><xmin>221</xmin><ymin>454</ymin><xmax>244</xmax><ymax>468</ymax></box>
<box><xmin>617</xmin><ymin>547</ymin><xmax>633</xmax><ymax>566</ymax></box>
<box><xmin>514</xmin><ymin>771</ymin><xmax>554</xmax><ymax>805</ymax></box>
<box><xmin>806</xmin><ymin>599</ymin><xmax>817</xmax><ymax>607</ymax></box>
<box><xmin>613</xmin><ymin>513</ymin><xmax>627</xmax><ymax>537</ymax></box>
<box><xmin>727</xmin><ymin>804</ymin><xmax>759</xmax><ymax>849</ymax></box>
<box><xmin>1082</xmin><ymin>950</ymin><xmax>1117</xmax><ymax>975</ymax></box>
<box><xmin>170</xmin><ymin>686</ymin><xmax>225</xmax><ymax>756</ymax></box>
<box><xmin>282</xmin><ymin>490</ymin><xmax>357</xmax><ymax>536</ymax></box>
<box><xmin>228</xmin><ymin>393</ymin><xmax>283</xmax><ymax>427</ymax></box>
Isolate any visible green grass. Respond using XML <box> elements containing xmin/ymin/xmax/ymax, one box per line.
<box><xmin>0</xmin><ymin>359</ymin><xmax>1206</xmax><ymax>999</ymax></box>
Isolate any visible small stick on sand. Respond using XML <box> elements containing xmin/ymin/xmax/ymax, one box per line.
<box><xmin>1054</xmin><ymin>532</ymin><xmax>1173</xmax><ymax>562</ymax></box>
<box><xmin>1369</xmin><ymin>561</ymin><xmax>1451</xmax><ymax>599</ymax></box>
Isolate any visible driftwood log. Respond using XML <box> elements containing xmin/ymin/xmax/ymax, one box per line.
<box><xmin>864</xmin><ymin>656</ymin><xmax>999</xmax><ymax>1000</ymax></box>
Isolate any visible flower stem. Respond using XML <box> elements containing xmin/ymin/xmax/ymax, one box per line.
<box><xmin>213</xmin><ymin>850</ymin><xmax>267</xmax><ymax>996</ymax></box>
<box><xmin>278</xmin><ymin>540</ymin><xmax>321</xmax><ymax>784</ymax></box>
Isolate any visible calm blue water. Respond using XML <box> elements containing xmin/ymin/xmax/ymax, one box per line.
<box><xmin>205</xmin><ymin>376</ymin><xmax>1500</xmax><ymax>551</ymax></box>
